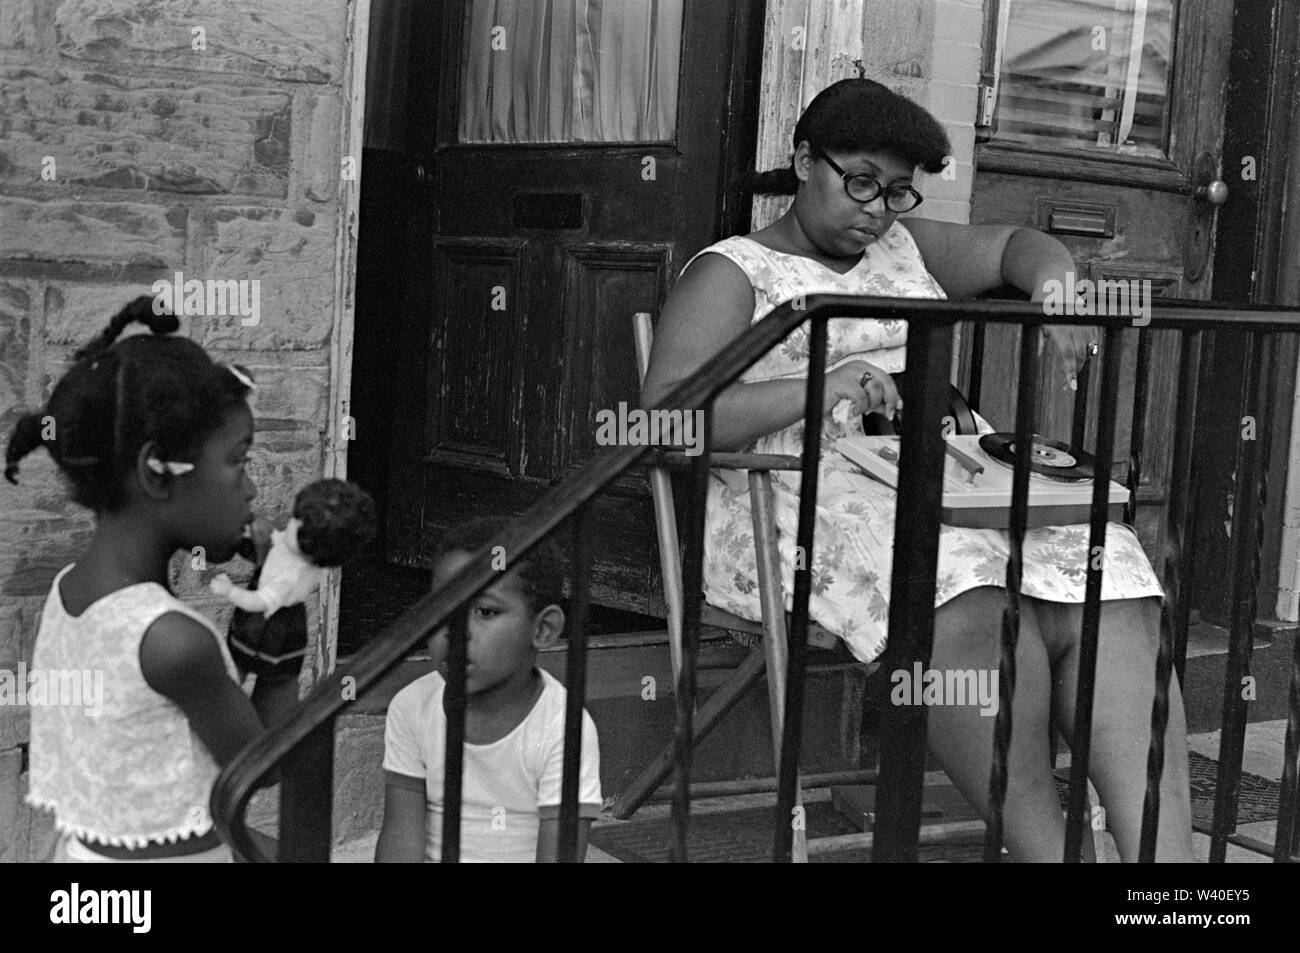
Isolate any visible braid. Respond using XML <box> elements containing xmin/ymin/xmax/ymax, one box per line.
<box><xmin>751</xmin><ymin>167</ymin><xmax>799</xmax><ymax>196</ymax></box>
<box><xmin>4</xmin><ymin>413</ymin><xmax>47</xmax><ymax>485</ymax></box>
<box><xmin>73</xmin><ymin>295</ymin><xmax>180</xmax><ymax>362</ymax></box>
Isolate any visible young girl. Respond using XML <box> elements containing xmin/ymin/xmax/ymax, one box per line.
<box><xmin>5</xmin><ymin>295</ymin><xmax>296</xmax><ymax>862</ymax></box>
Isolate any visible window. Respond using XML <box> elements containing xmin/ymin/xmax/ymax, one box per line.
<box><xmin>458</xmin><ymin>0</ymin><xmax>684</xmax><ymax>144</ymax></box>
<box><xmin>983</xmin><ymin>0</ymin><xmax>1176</xmax><ymax>157</ymax></box>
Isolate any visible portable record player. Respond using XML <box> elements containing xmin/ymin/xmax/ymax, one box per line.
<box><xmin>836</xmin><ymin>432</ymin><xmax>1130</xmax><ymax>530</ymax></box>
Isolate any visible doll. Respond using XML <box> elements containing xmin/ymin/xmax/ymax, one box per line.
<box><xmin>212</xmin><ymin>478</ymin><xmax>375</xmax><ymax>681</ymax></box>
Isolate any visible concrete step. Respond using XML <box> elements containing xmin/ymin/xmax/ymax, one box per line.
<box><xmin>321</xmin><ymin>636</ymin><xmax>870</xmax><ymax>844</ymax></box>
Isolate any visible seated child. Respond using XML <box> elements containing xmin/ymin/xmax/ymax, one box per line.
<box><xmin>375</xmin><ymin>517</ymin><xmax>602</xmax><ymax>863</ymax></box>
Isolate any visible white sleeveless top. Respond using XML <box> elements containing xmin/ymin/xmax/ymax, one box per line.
<box><xmin>26</xmin><ymin>565</ymin><xmax>241</xmax><ymax>847</ymax></box>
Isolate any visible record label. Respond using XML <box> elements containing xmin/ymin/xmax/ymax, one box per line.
<box><xmin>978</xmin><ymin>433</ymin><xmax>1097</xmax><ymax>482</ymax></box>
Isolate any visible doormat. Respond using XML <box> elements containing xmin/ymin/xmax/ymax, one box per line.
<box><xmin>592</xmin><ymin>752</ymin><xmax>1284</xmax><ymax>863</ymax></box>
<box><xmin>1184</xmin><ymin>749</ymin><xmax>1283</xmax><ymax>827</ymax></box>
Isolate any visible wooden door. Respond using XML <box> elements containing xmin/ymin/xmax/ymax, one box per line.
<box><xmin>966</xmin><ymin>0</ymin><xmax>1233</xmax><ymax>584</ymax></box>
<box><xmin>384</xmin><ymin>0</ymin><xmax>761</xmax><ymax>613</ymax></box>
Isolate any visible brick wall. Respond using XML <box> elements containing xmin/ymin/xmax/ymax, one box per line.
<box><xmin>0</xmin><ymin>0</ymin><xmax>364</xmax><ymax>861</ymax></box>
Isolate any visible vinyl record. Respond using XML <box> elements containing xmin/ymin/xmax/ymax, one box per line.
<box><xmin>978</xmin><ymin>433</ymin><xmax>1097</xmax><ymax>482</ymax></box>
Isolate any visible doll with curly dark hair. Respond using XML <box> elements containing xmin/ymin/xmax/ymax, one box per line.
<box><xmin>211</xmin><ymin>478</ymin><xmax>376</xmax><ymax>617</ymax></box>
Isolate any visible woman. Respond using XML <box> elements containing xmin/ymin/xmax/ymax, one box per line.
<box><xmin>641</xmin><ymin>79</ymin><xmax>1194</xmax><ymax>862</ymax></box>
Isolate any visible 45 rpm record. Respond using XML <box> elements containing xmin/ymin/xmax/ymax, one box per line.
<box><xmin>978</xmin><ymin>433</ymin><xmax>1097</xmax><ymax>482</ymax></box>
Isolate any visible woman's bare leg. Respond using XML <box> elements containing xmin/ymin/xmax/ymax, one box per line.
<box><xmin>926</xmin><ymin>587</ymin><xmax>1065</xmax><ymax>861</ymax></box>
<box><xmin>1036</xmin><ymin>596</ymin><xmax>1195</xmax><ymax>862</ymax></box>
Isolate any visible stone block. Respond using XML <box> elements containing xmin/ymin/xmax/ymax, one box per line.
<box><xmin>0</xmin><ymin>512</ymin><xmax>94</xmax><ymax>596</ymax></box>
<box><xmin>0</xmin><ymin>603</ymin><xmax>32</xmax><ymax>750</ymax></box>
<box><xmin>40</xmin><ymin>281</ymin><xmax>186</xmax><ymax>345</ymax></box>
<box><xmin>332</xmin><ymin>713</ymin><xmax>385</xmax><ymax>845</ymax></box>
<box><xmin>0</xmin><ymin>281</ymin><xmax>33</xmax><ymax>432</ymax></box>
<box><xmin>301</xmin><ymin>92</ymin><xmax>342</xmax><ymax>203</ymax></box>
<box><xmin>0</xmin><ymin>0</ymin><xmax>53</xmax><ymax>57</ymax></box>
<box><xmin>244</xmin><ymin>428</ymin><xmax>325</xmax><ymax>526</ymax></box>
<box><xmin>194</xmin><ymin>207</ymin><xmax>337</xmax><ymax>351</ymax></box>
<box><xmin>0</xmin><ymin>746</ymin><xmax>22</xmax><ymax>862</ymax></box>
<box><xmin>52</xmin><ymin>0</ymin><xmax>348</xmax><ymax>85</ymax></box>
<box><xmin>0</xmin><ymin>197</ymin><xmax>186</xmax><ymax>267</ymax></box>
<box><xmin>239</xmin><ymin>362</ymin><xmax>331</xmax><ymax>428</ymax></box>
<box><xmin>0</xmin><ymin>68</ymin><xmax>291</xmax><ymax>197</ymax></box>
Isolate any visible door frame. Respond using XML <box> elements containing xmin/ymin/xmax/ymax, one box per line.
<box><xmin>374</xmin><ymin>0</ymin><xmax>768</xmax><ymax>581</ymax></box>
<box><xmin>1202</xmin><ymin>0</ymin><xmax>1300</xmax><ymax>623</ymax></box>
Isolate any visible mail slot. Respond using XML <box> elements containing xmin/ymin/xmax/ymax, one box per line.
<box><xmin>1035</xmin><ymin>200</ymin><xmax>1116</xmax><ymax>238</ymax></box>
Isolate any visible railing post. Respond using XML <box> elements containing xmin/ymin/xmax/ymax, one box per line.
<box><xmin>1277</xmin><ymin>631</ymin><xmax>1300</xmax><ymax>861</ymax></box>
<box><xmin>874</xmin><ymin>317</ymin><xmax>953</xmax><ymax>862</ymax></box>
<box><xmin>441</xmin><ymin>605</ymin><xmax>469</xmax><ymax>862</ymax></box>
<box><xmin>773</xmin><ymin>314</ymin><xmax>828</xmax><ymax>863</ymax></box>
<box><xmin>279</xmin><ymin>715</ymin><xmax>335</xmax><ymax>862</ymax></box>
<box><xmin>1125</xmin><ymin>328</ymin><xmax>1152</xmax><ymax>527</ymax></box>
<box><xmin>1211</xmin><ymin>330</ymin><xmax>1272</xmax><ymax>862</ymax></box>
<box><xmin>558</xmin><ymin>504</ymin><xmax>594</xmax><ymax>863</ymax></box>
<box><xmin>985</xmin><ymin>323</ymin><xmax>1040</xmax><ymax>862</ymax></box>
<box><xmin>1064</xmin><ymin>323</ymin><xmax>1124</xmax><ymax>862</ymax></box>
<box><xmin>1140</xmin><ymin>328</ymin><xmax>1203</xmax><ymax>861</ymax></box>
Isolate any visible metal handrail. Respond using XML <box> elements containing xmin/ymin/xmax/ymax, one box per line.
<box><xmin>212</xmin><ymin>294</ymin><xmax>1300</xmax><ymax>862</ymax></box>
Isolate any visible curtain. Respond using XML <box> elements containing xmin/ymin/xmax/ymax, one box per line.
<box><xmin>459</xmin><ymin>0</ymin><xmax>684</xmax><ymax>144</ymax></box>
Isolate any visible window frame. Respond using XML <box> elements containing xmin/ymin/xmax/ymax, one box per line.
<box><xmin>436</xmin><ymin>0</ymin><xmax>690</xmax><ymax>152</ymax></box>
<box><xmin>975</xmin><ymin>0</ymin><xmax>1210</xmax><ymax>193</ymax></box>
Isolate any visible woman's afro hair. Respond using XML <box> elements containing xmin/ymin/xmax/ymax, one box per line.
<box><xmin>752</xmin><ymin>78</ymin><xmax>952</xmax><ymax>194</ymax></box>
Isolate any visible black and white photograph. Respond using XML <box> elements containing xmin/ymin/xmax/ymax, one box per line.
<box><xmin>0</xmin><ymin>0</ymin><xmax>1295</xmax><ymax>918</ymax></box>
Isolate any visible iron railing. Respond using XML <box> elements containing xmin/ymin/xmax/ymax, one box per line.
<box><xmin>213</xmin><ymin>295</ymin><xmax>1300</xmax><ymax>863</ymax></box>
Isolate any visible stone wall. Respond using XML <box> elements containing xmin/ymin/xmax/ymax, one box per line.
<box><xmin>0</xmin><ymin>0</ymin><xmax>364</xmax><ymax>862</ymax></box>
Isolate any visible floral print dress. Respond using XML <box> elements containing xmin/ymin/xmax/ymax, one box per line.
<box><xmin>693</xmin><ymin>226</ymin><xmax>1162</xmax><ymax>665</ymax></box>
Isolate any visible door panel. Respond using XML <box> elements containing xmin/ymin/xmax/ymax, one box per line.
<box><xmin>426</xmin><ymin>238</ymin><xmax>527</xmax><ymax>476</ymax></box>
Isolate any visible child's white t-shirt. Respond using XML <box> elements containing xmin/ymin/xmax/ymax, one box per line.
<box><xmin>382</xmin><ymin>668</ymin><xmax>602</xmax><ymax>862</ymax></box>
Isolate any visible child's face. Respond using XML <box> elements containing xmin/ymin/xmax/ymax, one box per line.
<box><xmin>170</xmin><ymin>403</ymin><xmax>257</xmax><ymax>563</ymax></box>
<box><xmin>429</xmin><ymin>551</ymin><xmax>558</xmax><ymax>696</ymax></box>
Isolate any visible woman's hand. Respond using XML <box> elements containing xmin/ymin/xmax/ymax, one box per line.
<box><xmin>823</xmin><ymin>361</ymin><xmax>900</xmax><ymax>418</ymax></box>
<box><xmin>1044</xmin><ymin>325</ymin><xmax>1100</xmax><ymax>387</ymax></box>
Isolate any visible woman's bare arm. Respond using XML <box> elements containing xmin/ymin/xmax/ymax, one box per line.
<box><xmin>641</xmin><ymin>254</ymin><xmax>887</xmax><ymax>450</ymax></box>
<box><xmin>900</xmin><ymin>218</ymin><xmax>1093</xmax><ymax>373</ymax></box>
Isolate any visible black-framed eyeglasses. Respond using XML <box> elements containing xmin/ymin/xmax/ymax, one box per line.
<box><xmin>813</xmin><ymin>147</ymin><xmax>924</xmax><ymax>213</ymax></box>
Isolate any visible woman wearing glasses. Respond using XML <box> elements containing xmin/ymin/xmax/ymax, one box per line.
<box><xmin>641</xmin><ymin>79</ymin><xmax>1194</xmax><ymax>862</ymax></box>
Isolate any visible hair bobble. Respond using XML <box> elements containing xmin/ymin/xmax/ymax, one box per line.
<box><xmin>146</xmin><ymin>458</ymin><xmax>195</xmax><ymax>476</ymax></box>
<box><xmin>224</xmin><ymin>364</ymin><xmax>256</xmax><ymax>390</ymax></box>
